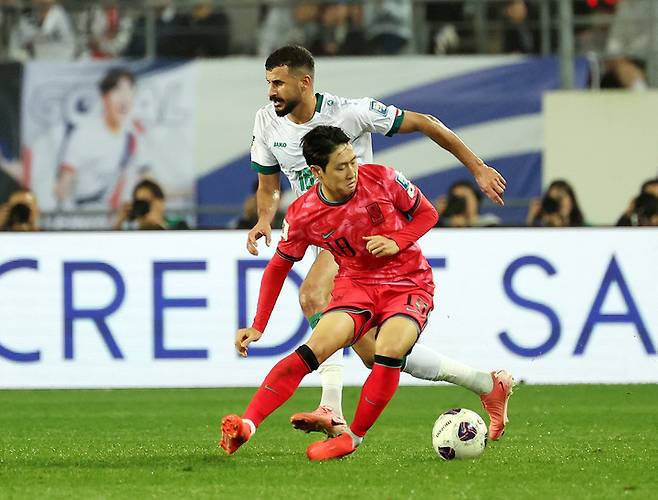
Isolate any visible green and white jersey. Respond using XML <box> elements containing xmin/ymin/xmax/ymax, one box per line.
<box><xmin>250</xmin><ymin>91</ymin><xmax>404</xmax><ymax>198</ymax></box>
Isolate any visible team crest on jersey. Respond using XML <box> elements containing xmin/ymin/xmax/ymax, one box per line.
<box><xmin>369</xmin><ymin>100</ymin><xmax>388</xmax><ymax>116</ymax></box>
<box><xmin>366</xmin><ymin>203</ymin><xmax>385</xmax><ymax>225</ymax></box>
<box><xmin>281</xmin><ymin>219</ymin><xmax>290</xmax><ymax>241</ymax></box>
<box><xmin>395</xmin><ymin>171</ymin><xmax>416</xmax><ymax>199</ymax></box>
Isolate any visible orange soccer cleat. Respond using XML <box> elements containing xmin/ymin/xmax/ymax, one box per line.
<box><xmin>290</xmin><ymin>405</ymin><xmax>348</xmax><ymax>437</ymax></box>
<box><xmin>480</xmin><ymin>370</ymin><xmax>515</xmax><ymax>441</ymax></box>
<box><xmin>306</xmin><ymin>433</ymin><xmax>357</xmax><ymax>462</ymax></box>
<box><xmin>219</xmin><ymin>414</ymin><xmax>252</xmax><ymax>455</ymax></box>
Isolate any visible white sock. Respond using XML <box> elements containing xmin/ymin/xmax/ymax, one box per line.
<box><xmin>346</xmin><ymin>428</ymin><xmax>363</xmax><ymax>448</ymax></box>
<box><xmin>403</xmin><ymin>344</ymin><xmax>493</xmax><ymax>395</ymax></box>
<box><xmin>318</xmin><ymin>349</ymin><xmax>344</xmax><ymax>417</ymax></box>
<box><xmin>243</xmin><ymin>418</ymin><xmax>256</xmax><ymax>437</ymax></box>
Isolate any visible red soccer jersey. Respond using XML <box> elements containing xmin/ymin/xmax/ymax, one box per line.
<box><xmin>277</xmin><ymin>163</ymin><xmax>435</xmax><ymax>294</ymax></box>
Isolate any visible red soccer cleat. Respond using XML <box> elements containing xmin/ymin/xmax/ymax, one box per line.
<box><xmin>480</xmin><ymin>370</ymin><xmax>515</xmax><ymax>441</ymax></box>
<box><xmin>306</xmin><ymin>433</ymin><xmax>357</xmax><ymax>461</ymax></box>
<box><xmin>219</xmin><ymin>414</ymin><xmax>252</xmax><ymax>455</ymax></box>
<box><xmin>290</xmin><ymin>405</ymin><xmax>347</xmax><ymax>438</ymax></box>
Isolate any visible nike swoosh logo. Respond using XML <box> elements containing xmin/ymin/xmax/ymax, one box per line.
<box><xmin>264</xmin><ymin>385</ymin><xmax>278</xmax><ymax>394</ymax></box>
<box><xmin>322</xmin><ymin>229</ymin><xmax>336</xmax><ymax>239</ymax></box>
<box><xmin>364</xmin><ymin>396</ymin><xmax>377</xmax><ymax>406</ymax></box>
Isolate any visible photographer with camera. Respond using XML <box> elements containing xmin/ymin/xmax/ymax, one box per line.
<box><xmin>435</xmin><ymin>180</ymin><xmax>501</xmax><ymax>227</ymax></box>
<box><xmin>527</xmin><ymin>179</ymin><xmax>586</xmax><ymax>227</ymax></box>
<box><xmin>114</xmin><ymin>178</ymin><xmax>188</xmax><ymax>230</ymax></box>
<box><xmin>0</xmin><ymin>189</ymin><xmax>40</xmax><ymax>232</ymax></box>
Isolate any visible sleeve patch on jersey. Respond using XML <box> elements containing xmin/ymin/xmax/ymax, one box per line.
<box><xmin>395</xmin><ymin>170</ymin><xmax>416</xmax><ymax>199</ymax></box>
<box><xmin>369</xmin><ymin>100</ymin><xmax>388</xmax><ymax>116</ymax></box>
<box><xmin>281</xmin><ymin>218</ymin><xmax>290</xmax><ymax>241</ymax></box>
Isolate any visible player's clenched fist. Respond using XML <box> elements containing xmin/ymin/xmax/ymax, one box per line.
<box><xmin>246</xmin><ymin>220</ymin><xmax>272</xmax><ymax>256</ymax></box>
<box><xmin>363</xmin><ymin>235</ymin><xmax>400</xmax><ymax>257</ymax></box>
<box><xmin>235</xmin><ymin>327</ymin><xmax>263</xmax><ymax>357</ymax></box>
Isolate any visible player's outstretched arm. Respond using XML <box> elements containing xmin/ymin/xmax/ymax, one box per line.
<box><xmin>247</xmin><ymin>172</ymin><xmax>281</xmax><ymax>255</ymax></box>
<box><xmin>234</xmin><ymin>252</ymin><xmax>294</xmax><ymax>357</ymax></box>
<box><xmin>398</xmin><ymin>111</ymin><xmax>507</xmax><ymax>206</ymax></box>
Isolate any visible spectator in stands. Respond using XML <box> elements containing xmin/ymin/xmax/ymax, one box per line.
<box><xmin>115</xmin><ymin>178</ymin><xmax>188</xmax><ymax>230</ymax></box>
<box><xmin>502</xmin><ymin>0</ymin><xmax>535</xmax><ymax>54</ymax></box>
<box><xmin>81</xmin><ymin>0</ymin><xmax>134</xmax><ymax>59</ymax></box>
<box><xmin>602</xmin><ymin>0</ymin><xmax>654</xmax><ymax>90</ymax></box>
<box><xmin>528</xmin><ymin>180</ymin><xmax>586</xmax><ymax>227</ymax></box>
<box><xmin>8</xmin><ymin>0</ymin><xmax>76</xmax><ymax>60</ymax></box>
<box><xmin>633</xmin><ymin>193</ymin><xmax>658</xmax><ymax>226</ymax></box>
<box><xmin>312</xmin><ymin>3</ymin><xmax>367</xmax><ymax>56</ymax></box>
<box><xmin>362</xmin><ymin>0</ymin><xmax>413</xmax><ymax>55</ymax></box>
<box><xmin>436</xmin><ymin>180</ymin><xmax>501</xmax><ymax>227</ymax></box>
<box><xmin>258</xmin><ymin>2</ymin><xmax>321</xmax><ymax>57</ymax></box>
<box><xmin>617</xmin><ymin>177</ymin><xmax>658</xmax><ymax>226</ymax></box>
<box><xmin>425</xmin><ymin>0</ymin><xmax>462</xmax><ymax>54</ymax></box>
<box><xmin>0</xmin><ymin>189</ymin><xmax>40</xmax><ymax>231</ymax></box>
<box><xmin>124</xmin><ymin>0</ymin><xmax>185</xmax><ymax>58</ymax></box>
<box><xmin>179</xmin><ymin>0</ymin><xmax>230</xmax><ymax>58</ymax></box>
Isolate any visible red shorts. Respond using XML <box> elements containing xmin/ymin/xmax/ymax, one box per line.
<box><xmin>324</xmin><ymin>278</ymin><xmax>434</xmax><ymax>345</ymax></box>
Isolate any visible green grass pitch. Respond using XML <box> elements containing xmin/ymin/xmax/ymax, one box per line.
<box><xmin>1</xmin><ymin>384</ymin><xmax>657</xmax><ymax>499</ymax></box>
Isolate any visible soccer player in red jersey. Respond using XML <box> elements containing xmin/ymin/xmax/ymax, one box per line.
<box><xmin>220</xmin><ymin>126</ymin><xmax>511</xmax><ymax>461</ymax></box>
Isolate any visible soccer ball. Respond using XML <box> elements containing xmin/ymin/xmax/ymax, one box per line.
<box><xmin>432</xmin><ymin>408</ymin><xmax>487</xmax><ymax>460</ymax></box>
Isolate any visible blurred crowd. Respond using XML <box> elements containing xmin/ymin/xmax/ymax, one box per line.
<box><xmin>3</xmin><ymin>173</ymin><xmax>657</xmax><ymax>231</ymax></box>
<box><xmin>0</xmin><ymin>0</ymin><xmax>655</xmax><ymax>89</ymax></box>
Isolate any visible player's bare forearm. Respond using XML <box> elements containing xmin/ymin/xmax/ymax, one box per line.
<box><xmin>399</xmin><ymin>111</ymin><xmax>507</xmax><ymax>205</ymax></box>
<box><xmin>399</xmin><ymin>111</ymin><xmax>484</xmax><ymax>175</ymax></box>
<box><xmin>256</xmin><ymin>172</ymin><xmax>281</xmax><ymax>225</ymax></box>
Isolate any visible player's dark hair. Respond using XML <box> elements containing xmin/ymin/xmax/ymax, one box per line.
<box><xmin>265</xmin><ymin>46</ymin><xmax>315</xmax><ymax>76</ymax></box>
<box><xmin>301</xmin><ymin>126</ymin><xmax>350</xmax><ymax>170</ymax></box>
<box><xmin>133</xmin><ymin>179</ymin><xmax>164</xmax><ymax>200</ymax></box>
<box><xmin>99</xmin><ymin>68</ymin><xmax>135</xmax><ymax>95</ymax></box>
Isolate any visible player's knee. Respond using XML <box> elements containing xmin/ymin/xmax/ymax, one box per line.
<box><xmin>299</xmin><ymin>283</ymin><xmax>330</xmax><ymax>317</ymax></box>
<box><xmin>375</xmin><ymin>345</ymin><xmax>408</xmax><ymax>360</ymax></box>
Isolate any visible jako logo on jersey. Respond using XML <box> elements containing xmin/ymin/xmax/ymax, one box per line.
<box><xmin>273</xmin><ymin>142</ymin><xmax>287</xmax><ymax>148</ymax></box>
<box><xmin>369</xmin><ymin>100</ymin><xmax>388</xmax><ymax>116</ymax></box>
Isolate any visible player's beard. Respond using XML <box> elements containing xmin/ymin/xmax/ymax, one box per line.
<box><xmin>271</xmin><ymin>97</ymin><xmax>299</xmax><ymax>117</ymax></box>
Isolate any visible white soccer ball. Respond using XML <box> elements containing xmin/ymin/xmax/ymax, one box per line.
<box><xmin>432</xmin><ymin>408</ymin><xmax>487</xmax><ymax>460</ymax></box>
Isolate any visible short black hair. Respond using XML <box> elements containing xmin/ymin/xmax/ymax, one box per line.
<box><xmin>99</xmin><ymin>68</ymin><xmax>136</xmax><ymax>95</ymax></box>
<box><xmin>265</xmin><ymin>46</ymin><xmax>314</xmax><ymax>76</ymax></box>
<box><xmin>301</xmin><ymin>126</ymin><xmax>350</xmax><ymax>170</ymax></box>
<box><xmin>133</xmin><ymin>179</ymin><xmax>164</xmax><ymax>200</ymax></box>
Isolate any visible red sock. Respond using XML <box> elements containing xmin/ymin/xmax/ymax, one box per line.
<box><xmin>243</xmin><ymin>351</ymin><xmax>312</xmax><ymax>427</ymax></box>
<box><xmin>350</xmin><ymin>356</ymin><xmax>402</xmax><ymax>437</ymax></box>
